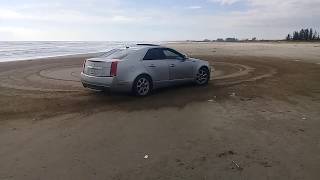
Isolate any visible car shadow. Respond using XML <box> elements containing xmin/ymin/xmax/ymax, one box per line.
<box><xmin>83</xmin><ymin>82</ymin><xmax>230</xmax><ymax>111</ymax></box>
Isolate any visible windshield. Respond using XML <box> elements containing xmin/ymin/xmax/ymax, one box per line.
<box><xmin>100</xmin><ymin>49</ymin><xmax>120</xmax><ymax>57</ymax></box>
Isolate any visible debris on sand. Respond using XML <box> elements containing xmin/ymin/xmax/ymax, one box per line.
<box><xmin>302</xmin><ymin>117</ymin><xmax>307</xmax><ymax>120</ymax></box>
<box><xmin>260</xmin><ymin>161</ymin><xmax>272</xmax><ymax>168</ymax></box>
<box><xmin>218</xmin><ymin>150</ymin><xmax>235</xmax><ymax>158</ymax></box>
<box><xmin>230</xmin><ymin>92</ymin><xmax>236</xmax><ymax>97</ymax></box>
<box><xmin>240</xmin><ymin>97</ymin><xmax>252</xmax><ymax>101</ymax></box>
<box><xmin>144</xmin><ymin>154</ymin><xmax>149</xmax><ymax>159</ymax></box>
<box><xmin>208</xmin><ymin>96</ymin><xmax>217</xmax><ymax>102</ymax></box>
<box><xmin>232</xmin><ymin>160</ymin><xmax>243</xmax><ymax>171</ymax></box>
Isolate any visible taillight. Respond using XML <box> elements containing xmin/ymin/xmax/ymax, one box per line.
<box><xmin>82</xmin><ymin>59</ymin><xmax>86</xmax><ymax>72</ymax></box>
<box><xmin>110</xmin><ymin>61</ymin><xmax>118</xmax><ymax>76</ymax></box>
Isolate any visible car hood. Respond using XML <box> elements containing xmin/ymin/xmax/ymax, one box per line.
<box><xmin>189</xmin><ymin>57</ymin><xmax>208</xmax><ymax>64</ymax></box>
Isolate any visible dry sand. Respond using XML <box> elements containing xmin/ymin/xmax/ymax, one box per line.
<box><xmin>170</xmin><ymin>42</ymin><xmax>320</xmax><ymax>63</ymax></box>
<box><xmin>0</xmin><ymin>42</ymin><xmax>320</xmax><ymax>180</ymax></box>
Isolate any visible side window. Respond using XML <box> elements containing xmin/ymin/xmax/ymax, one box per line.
<box><xmin>143</xmin><ymin>48</ymin><xmax>166</xmax><ymax>60</ymax></box>
<box><xmin>163</xmin><ymin>49</ymin><xmax>184</xmax><ymax>60</ymax></box>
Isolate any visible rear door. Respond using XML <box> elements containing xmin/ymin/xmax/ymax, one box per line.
<box><xmin>142</xmin><ymin>48</ymin><xmax>169</xmax><ymax>85</ymax></box>
<box><xmin>163</xmin><ymin>48</ymin><xmax>194</xmax><ymax>80</ymax></box>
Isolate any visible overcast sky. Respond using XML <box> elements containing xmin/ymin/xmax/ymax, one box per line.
<box><xmin>0</xmin><ymin>0</ymin><xmax>319</xmax><ymax>41</ymax></box>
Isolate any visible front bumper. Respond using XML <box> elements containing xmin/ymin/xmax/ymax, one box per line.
<box><xmin>80</xmin><ymin>72</ymin><xmax>131</xmax><ymax>92</ymax></box>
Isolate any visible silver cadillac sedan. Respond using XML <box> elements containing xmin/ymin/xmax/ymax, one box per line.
<box><xmin>81</xmin><ymin>44</ymin><xmax>211</xmax><ymax>96</ymax></box>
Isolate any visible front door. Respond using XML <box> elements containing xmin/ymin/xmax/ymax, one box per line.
<box><xmin>163</xmin><ymin>48</ymin><xmax>194</xmax><ymax>80</ymax></box>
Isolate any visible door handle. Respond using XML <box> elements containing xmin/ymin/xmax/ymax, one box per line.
<box><xmin>170</xmin><ymin>64</ymin><xmax>175</xmax><ymax>67</ymax></box>
<box><xmin>148</xmin><ymin>64</ymin><xmax>156</xmax><ymax>68</ymax></box>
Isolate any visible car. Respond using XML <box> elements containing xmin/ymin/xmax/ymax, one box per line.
<box><xmin>80</xmin><ymin>44</ymin><xmax>212</xmax><ymax>96</ymax></box>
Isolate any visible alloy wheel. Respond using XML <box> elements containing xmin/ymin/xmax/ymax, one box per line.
<box><xmin>196</xmin><ymin>68</ymin><xmax>209</xmax><ymax>85</ymax></box>
<box><xmin>136</xmin><ymin>77</ymin><xmax>150</xmax><ymax>96</ymax></box>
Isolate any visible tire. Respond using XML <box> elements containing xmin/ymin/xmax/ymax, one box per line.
<box><xmin>195</xmin><ymin>67</ymin><xmax>210</xmax><ymax>85</ymax></box>
<box><xmin>132</xmin><ymin>75</ymin><xmax>152</xmax><ymax>96</ymax></box>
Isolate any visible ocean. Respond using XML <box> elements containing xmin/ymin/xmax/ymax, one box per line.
<box><xmin>0</xmin><ymin>41</ymin><xmax>158</xmax><ymax>62</ymax></box>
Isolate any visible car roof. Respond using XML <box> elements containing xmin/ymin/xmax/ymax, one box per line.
<box><xmin>104</xmin><ymin>44</ymin><xmax>169</xmax><ymax>58</ymax></box>
<box><xmin>101</xmin><ymin>44</ymin><xmax>181</xmax><ymax>60</ymax></box>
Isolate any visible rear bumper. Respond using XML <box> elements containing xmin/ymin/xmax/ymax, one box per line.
<box><xmin>80</xmin><ymin>72</ymin><xmax>131</xmax><ymax>92</ymax></box>
<box><xmin>82</xmin><ymin>82</ymin><xmax>111</xmax><ymax>91</ymax></box>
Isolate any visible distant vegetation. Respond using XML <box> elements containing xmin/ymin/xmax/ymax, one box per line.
<box><xmin>186</xmin><ymin>37</ymin><xmax>267</xmax><ymax>43</ymax></box>
<box><xmin>286</xmin><ymin>28</ymin><xmax>320</xmax><ymax>41</ymax></box>
<box><xmin>186</xmin><ymin>28</ymin><xmax>320</xmax><ymax>42</ymax></box>
<box><xmin>203</xmin><ymin>38</ymin><xmax>239</xmax><ymax>42</ymax></box>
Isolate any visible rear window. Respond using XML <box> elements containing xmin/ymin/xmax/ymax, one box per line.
<box><xmin>100</xmin><ymin>49</ymin><xmax>132</xmax><ymax>59</ymax></box>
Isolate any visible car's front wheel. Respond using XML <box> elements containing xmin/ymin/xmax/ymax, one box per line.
<box><xmin>133</xmin><ymin>75</ymin><xmax>152</xmax><ymax>96</ymax></box>
<box><xmin>195</xmin><ymin>67</ymin><xmax>210</xmax><ymax>85</ymax></box>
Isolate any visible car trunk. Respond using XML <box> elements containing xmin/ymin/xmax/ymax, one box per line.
<box><xmin>83</xmin><ymin>58</ymin><xmax>113</xmax><ymax>77</ymax></box>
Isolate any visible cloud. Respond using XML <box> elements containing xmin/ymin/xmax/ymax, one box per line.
<box><xmin>210</xmin><ymin>0</ymin><xmax>242</xmax><ymax>5</ymax></box>
<box><xmin>0</xmin><ymin>0</ymin><xmax>320</xmax><ymax>40</ymax></box>
<box><xmin>208</xmin><ymin>0</ymin><xmax>320</xmax><ymax>29</ymax></box>
<box><xmin>0</xmin><ymin>9</ymin><xmax>28</xmax><ymax>19</ymax></box>
<box><xmin>0</xmin><ymin>27</ymin><xmax>50</xmax><ymax>40</ymax></box>
<box><xmin>186</xmin><ymin>6</ymin><xmax>202</xmax><ymax>9</ymax></box>
<box><xmin>0</xmin><ymin>8</ymin><xmax>150</xmax><ymax>24</ymax></box>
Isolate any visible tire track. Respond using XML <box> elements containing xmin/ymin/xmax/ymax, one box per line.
<box><xmin>0</xmin><ymin>61</ymin><xmax>277</xmax><ymax>94</ymax></box>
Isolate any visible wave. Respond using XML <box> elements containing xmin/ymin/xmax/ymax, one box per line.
<box><xmin>0</xmin><ymin>41</ymin><xmax>160</xmax><ymax>62</ymax></box>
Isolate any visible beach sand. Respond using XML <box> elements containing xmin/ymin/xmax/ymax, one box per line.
<box><xmin>0</xmin><ymin>42</ymin><xmax>320</xmax><ymax>180</ymax></box>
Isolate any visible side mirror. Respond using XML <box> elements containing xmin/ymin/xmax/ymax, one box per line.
<box><xmin>184</xmin><ymin>54</ymin><xmax>189</xmax><ymax>59</ymax></box>
<box><xmin>178</xmin><ymin>56</ymin><xmax>186</xmax><ymax>61</ymax></box>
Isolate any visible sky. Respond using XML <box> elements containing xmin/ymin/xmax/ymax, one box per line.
<box><xmin>0</xmin><ymin>0</ymin><xmax>320</xmax><ymax>41</ymax></box>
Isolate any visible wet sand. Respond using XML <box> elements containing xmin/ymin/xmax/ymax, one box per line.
<box><xmin>0</xmin><ymin>42</ymin><xmax>320</xmax><ymax>180</ymax></box>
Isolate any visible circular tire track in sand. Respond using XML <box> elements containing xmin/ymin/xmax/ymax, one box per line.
<box><xmin>39</xmin><ymin>66</ymin><xmax>81</xmax><ymax>82</ymax></box>
<box><xmin>0</xmin><ymin>61</ymin><xmax>276</xmax><ymax>93</ymax></box>
<box><xmin>0</xmin><ymin>64</ymin><xmax>83</xmax><ymax>92</ymax></box>
<box><xmin>212</xmin><ymin>62</ymin><xmax>277</xmax><ymax>86</ymax></box>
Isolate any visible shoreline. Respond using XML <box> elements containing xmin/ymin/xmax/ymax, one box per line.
<box><xmin>0</xmin><ymin>52</ymin><xmax>102</xmax><ymax>63</ymax></box>
<box><xmin>0</xmin><ymin>41</ymin><xmax>163</xmax><ymax>63</ymax></box>
<box><xmin>1</xmin><ymin>41</ymin><xmax>320</xmax><ymax>63</ymax></box>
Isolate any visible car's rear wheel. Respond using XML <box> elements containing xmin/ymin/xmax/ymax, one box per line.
<box><xmin>195</xmin><ymin>67</ymin><xmax>210</xmax><ymax>85</ymax></box>
<box><xmin>133</xmin><ymin>75</ymin><xmax>152</xmax><ymax>96</ymax></box>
